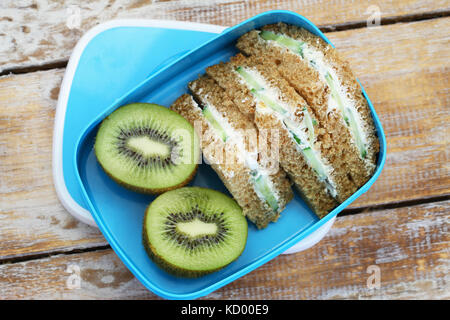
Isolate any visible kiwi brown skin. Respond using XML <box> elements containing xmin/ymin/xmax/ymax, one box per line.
<box><xmin>141</xmin><ymin>189</ymin><xmax>248</xmax><ymax>278</ymax></box>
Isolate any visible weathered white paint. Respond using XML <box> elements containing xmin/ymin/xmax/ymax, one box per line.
<box><xmin>1</xmin><ymin>0</ymin><xmax>449</xmax><ymax>72</ymax></box>
<box><xmin>0</xmin><ymin>201</ymin><xmax>447</xmax><ymax>299</ymax></box>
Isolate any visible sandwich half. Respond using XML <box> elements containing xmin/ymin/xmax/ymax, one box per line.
<box><xmin>236</xmin><ymin>23</ymin><xmax>379</xmax><ymax>189</ymax></box>
<box><xmin>206</xmin><ymin>53</ymin><xmax>359</xmax><ymax>217</ymax></box>
<box><xmin>170</xmin><ymin>75</ymin><xmax>293</xmax><ymax>228</ymax></box>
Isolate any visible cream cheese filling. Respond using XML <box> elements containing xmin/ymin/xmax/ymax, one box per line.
<box><xmin>195</xmin><ymin>97</ymin><xmax>281</xmax><ymax>212</ymax></box>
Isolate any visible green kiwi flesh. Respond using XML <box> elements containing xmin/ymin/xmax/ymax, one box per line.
<box><xmin>143</xmin><ymin>187</ymin><xmax>248</xmax><ymax>277</ymax></box>
<box><xmin>94</xmin><ymin>103</ymin><xmax>199</xmax><ymax>194</ymax></box>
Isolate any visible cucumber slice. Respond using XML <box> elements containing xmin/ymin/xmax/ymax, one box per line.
<box><xmin>345</xmin><ymin>108</ymin><xmax>367</xmax><ymax>158</ymax></box>
<box><xmin>303</xmin><ymin>148</ymin><xmax>338</xmax><ymax>197</ymax></box>
<box><xmin>302</xmin><ymin>147</ymin><xmax>327</xmax><ymax>180</ymax></box>
<box><xmin>253</xmin><ymin>174</ymin><xmax>279</xmax><ymax>212</ymax></box>
<box><xmin>235</xmin><ymin>66</ymin><xmax>264</xmax><ymax>91</ymax></box>
<box><xmin>283</xmin><ymin>118</ymin><xmax>326</xmax><ymax>178</ymax></box>
<box><xmin>258</xmin><ymin>30</ymin><xmax>279</xmax><ymax>41</ymax></box>
<box><xmin>283</xmin><ymin>108</ymin><xmax>316</xmax><ymax>143</ymax></box>
<box><xmin>202</xmin><ymin>106</ymin><xmax>228</xmax><ymax>142</ymax></box>
<box><xmin>285</xmin><ymin>121</ymin><xmax>338</xmax><ymax>197</ymax></box>
<box><xmin>325</xmin><ymin>72</ymin><xmax>367</xmax><ymax>158</ymax></box>
<box><xmin>324</xmin><ymin>73</ymin><xmax>345</xmax><ymax>115</ymax></box>
<box><xmin>303</xmin><ymin>107</ymin><xmax>316</xmax><ymax>143</ymax></box>
<box><xmin>250</xmin><ymin>89</ymin><xmax>287</xmax><ymax>114</ymax></box>
<box><xmin>259</xmin><ymin>31</ymin><xmax>304</xmax><ymax>57</ymax></box>
<box><xmin>235</xmin><ymin>66</ymin><xmax>288</xmax><ymax>115</ymax></box>
<box><xmin>283</xmin><ymin>118</ymin><xmax>309</xmax><ymax>148</ymax></box>
<box><xmin>291</xmin><ymin>132</ymin><xmax>302</xmax><ymax>145</ymax></box>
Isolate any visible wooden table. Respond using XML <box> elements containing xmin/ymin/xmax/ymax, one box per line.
<box><xmin>0</xmin><ymin>0</ymin><xmax>449</xmax><ymax>300</ymax></box>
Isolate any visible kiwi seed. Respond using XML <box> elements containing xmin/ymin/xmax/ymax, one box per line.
<box><xmin>143</xmin><ymin>187</ymin><xmax>248</xmax><ymax>277</ymax></box>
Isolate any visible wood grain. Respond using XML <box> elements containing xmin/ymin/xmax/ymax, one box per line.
<box><xmin>1</xmin><ymin>0</ymin><xmax>449</xmax><ymax>72</ymax></box>
<box><xmin>326</xmin><ymin>18</ymin><xmax>450</xmax><ymax>207</ymax></box>
<box><xmin>0</xmin><ymin>69</ymin><xmax>107</xmax><ymax>261</ymax></box>
<box><xmin>0</xmin><ymin>201</ymin><xmax>447</xmax><ymax>299</ymax></box>
<box><xmin>0</xmin><ymin>18</ymin><xmax>449</xmax><ymax>261</ymax></box>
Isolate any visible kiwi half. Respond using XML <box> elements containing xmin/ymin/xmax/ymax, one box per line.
<box><xmin>143</xmin><ymin>187</ymin><xmax>248</xmax><ymax>277</ymax></box>
<box><xmin>94</xmin><ymin>103</ymin><xmax>199</xmax><ymax>194</ymax></box>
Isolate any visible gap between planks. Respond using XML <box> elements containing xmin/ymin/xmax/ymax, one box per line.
<box><xmin>319</xmin><ymin>7</ymin><xmax>450</xmax><ymax>31</ymax></box>
<box><xmin>1</xmin><ymin>9</ymin><xmax>449</xmax><ymax>77</ymax></box>
<box><xmin>340</xmin><ymin>194</ymin><xmax>450</xmax><ymax>216</ymax></box>
<box><xmin>1</xmin><ymin>195</ymin><xmax>448</xmax><ymax>266</ymax></box>
<box><xmin>0</xmin><ymin>199</ymin><xmax>447</xmax><ymax>299</ymax></box>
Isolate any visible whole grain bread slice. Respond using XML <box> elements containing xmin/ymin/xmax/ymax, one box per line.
<box><xmin>207</xmin><ymin>56</ymin><xmax>341</xmax><ymax>216</ymax></box>
<box><xmin>170</xmin><ymin>84</ymin><xmax>293</xmax><ymax>228</ymax></box>
<box><xmin>237</xmin><ymin>23</ymin><xmax>379</xmax><ymax>190</ymax></box>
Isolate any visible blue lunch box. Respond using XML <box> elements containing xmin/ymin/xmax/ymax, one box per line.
<box><xmin>71</xmin><ymin>10</ymin><xmax>386</xmax><ymax>300</ymax></box>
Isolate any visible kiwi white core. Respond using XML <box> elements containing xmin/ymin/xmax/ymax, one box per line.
<box><xmin>176</xmin><ymin>218</ymin><xmax>218</xmax><ymax>237</ymax></box>
<box><xmin>126</xmin><ymin>136</ymin><xmax>171</xmax><ymax>158</ymax></box>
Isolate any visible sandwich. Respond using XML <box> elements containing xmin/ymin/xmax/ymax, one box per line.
<box><xmin>170</xmin><ymin>75</ymin><xmax>293</xmax><ymax>228</ymax></box>
<box><xmin>206</xmin><ymin>54</ymin><xmax>349</xmax><ymax>217</ymax></box>
<box><xmin>169</xmin><ymin>22</ymin><xmax>379</xmax><ymax>221</ymax></box>
<box><xmin>236</xmin><ymin>23</ymin><xmax>379</xmax><ymax>190</ymax></box>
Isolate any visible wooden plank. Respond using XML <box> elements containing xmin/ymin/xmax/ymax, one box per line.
<box><xmin>1</xmin><ymin>0</ymin><xmax>449</xmax><ymax>72</ymax></box>
<box><xmin>0</xmin><ymin>69</ymin><xmax>108</xmax><ymax>260</ymax></box>
<box><xmin>0</xmin><ymin>201</ymin><xmax>448</xmax><ymax>299</ymax></box>
<box><xmin>0</xmin><ymin>18</ymin><xmax>449</xmax><ymax>260</ymax></box>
